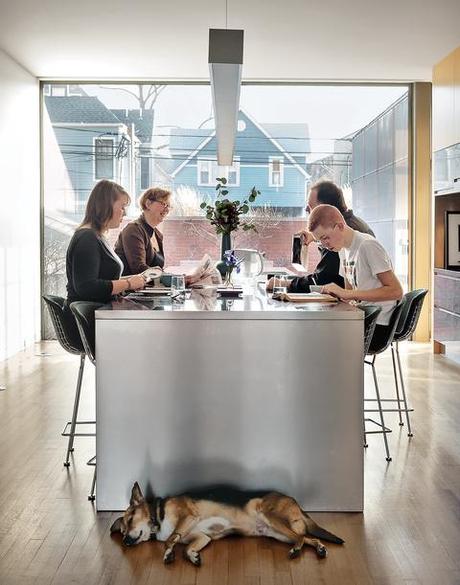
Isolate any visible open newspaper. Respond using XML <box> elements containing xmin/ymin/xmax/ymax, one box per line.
<box><xmin>142</xmin><ymin>254</ymin><xmax>222</xmax><ymax>287</ymax></box>
<box><xmin>182</xmin><ymin>254</ymin><xmax>222</xmax><ymax>286</ymax></box>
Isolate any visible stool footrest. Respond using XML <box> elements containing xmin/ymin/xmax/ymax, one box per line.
<box><xmin>62</xmin><ymin>421</ymin><xmax>96</xmax><ymax>437</ymax></box>
<box><xmin>364</xmin><ymin>418</ymin><xmax>392</xmax><ymax>435</ymax></box>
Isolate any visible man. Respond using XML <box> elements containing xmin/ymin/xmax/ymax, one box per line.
<box><xmin>308</xmin><ymin>204</ymin><xmax>402</xmax><ymax>328</ymax></box>
<box><xmin>267</xmin><ymin>181</ymin><xmax>374</xmax><ymax>293</ymax></box>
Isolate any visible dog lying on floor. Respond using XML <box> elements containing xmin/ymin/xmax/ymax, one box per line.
<box><xmin>110</xmin><ymin>482</ymin><xmax>344</xmax><ymax>566</ymax></box>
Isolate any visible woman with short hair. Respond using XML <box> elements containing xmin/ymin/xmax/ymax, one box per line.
<box><xmin>65</xmin><ymin>179</ymin><xmax>146</xmax><ymax>307</ymax></box>
<box><xmin>114</xmin><ymin>187</ymin><xmax>171</xmax><ymax>276</ymax></box>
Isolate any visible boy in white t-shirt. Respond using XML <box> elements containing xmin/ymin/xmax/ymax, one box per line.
<box><xmin>307</xmin><ymin>204</ymin><xmax>403</xmax><ymax>326</ymax></box>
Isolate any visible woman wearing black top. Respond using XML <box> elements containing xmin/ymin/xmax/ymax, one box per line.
<box><xmin>65</xmin><ymin>180</ymin><xmax>146</xmax><ymax>308</ymax></box>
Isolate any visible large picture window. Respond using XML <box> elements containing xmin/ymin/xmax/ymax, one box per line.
<box><xmin>42</xmin><ymin>82</ymin><xmax>410</xmax><ymax>337</ymax></box>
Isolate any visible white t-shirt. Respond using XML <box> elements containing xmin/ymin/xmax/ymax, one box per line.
<box><xmin>339</xmin><ymin>231</ymin><xmax>397</xmax><ymax>325</ymax></box>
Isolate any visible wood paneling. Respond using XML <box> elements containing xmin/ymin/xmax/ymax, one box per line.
<box><xmin>432</xmin><ymin>51</ymin><xmax>455</xmax><ymax>151</ymax></box>
<box><xmin>1</xmin><ymin>342</ymin><xmax>460</xmax><ymax>584</ymax></box>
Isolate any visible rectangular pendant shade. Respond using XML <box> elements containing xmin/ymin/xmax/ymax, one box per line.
<box><xmin>209</xmin><ymin>29</ymin><xmax>244</xmax><ymax>166</ymax></box>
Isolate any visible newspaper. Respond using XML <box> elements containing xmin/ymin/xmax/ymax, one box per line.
<box><xmin>184</xmin><ymin>254</ymin><xmax>222</xmax><ymax>286</ymax></box>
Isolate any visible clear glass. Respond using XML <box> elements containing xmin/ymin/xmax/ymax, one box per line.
<box><xmin>171</xmin><ymin>275</ymin><xmax>186</xmax><ymax>300</ymax></box>
<box><xmin>41</xmin><ymin>83</ymin><xmax>410</xmax><ymax>337</ymax></box>
<box><xmin>272</xmin><ymin>275</ymin><xmax>288</xmax><ymax>296</ymax></box>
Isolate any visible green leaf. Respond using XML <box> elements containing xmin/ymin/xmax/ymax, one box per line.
<box><xmin>220</xmin><ymin>177</ymin><xmax>227</xmax><ymax>185</ymax></box>
<box><xmin>241</xmin><ymin>204</ymin><xmax>249</xmax><ymax>213</ymax></box>
<box><xmin>200</xmin><ymin>202</ymin><xmax>207</xmax><ymax>209</ymax></box>
<box><xmin>248</xmin><ymin>195</ymin><xmax>256</xmax><ymax>202</ymax></box>
<box><xmin>221</xmin><ymin>190</ymin><xmax>228</xmax><ymax>195</ymax></box>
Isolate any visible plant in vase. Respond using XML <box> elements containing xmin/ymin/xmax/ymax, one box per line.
<box><xmin>223</xmin><ymin>250</ymin><xmax>243</xmax><ymax>287</ymax></box>
<box><xmin>200</xmin><ymin>178</ymin><xmax>261</xmax><ymax>277</ymax></box>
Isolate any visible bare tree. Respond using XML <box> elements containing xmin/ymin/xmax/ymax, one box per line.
<box><xmin>99</xmin><ymin>84</ymin><xmax>166</xmax><ymax>111</ymax></box>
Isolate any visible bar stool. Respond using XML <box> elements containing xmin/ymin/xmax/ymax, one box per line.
<box><xmin>70</xmin><ymin>301</ymin><xmax>102</xmax><ymax>501</ymax></box>
<box><xmin>364</xmin><ymin>301</ymin><xmax>404</xmax><ymax>462</ymax></box>
<box><xmin>389</xmin><ymin>289</ymin><xmax>428</xmax><ymax>436</ymax></box>
<box><xmin>43</xmin><ymin>295</ymin><xmax>95</xmax><ymax>467</ymax></box>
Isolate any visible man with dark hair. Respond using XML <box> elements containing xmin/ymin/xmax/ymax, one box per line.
<box><xmin>267</xmin><ymin>181</ymin><xmax>374</xmax><ymax>293</ymax></box>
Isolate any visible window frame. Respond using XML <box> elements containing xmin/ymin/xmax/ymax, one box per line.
<box><xmin>269</xmin><ymin>156</ymin><xmax>284</xmax><ymax>187</ymax></box>
<box><xmin>93</xmin><ymin>137</ymin><xmax>115</xmax><ymax>180</ymax></box>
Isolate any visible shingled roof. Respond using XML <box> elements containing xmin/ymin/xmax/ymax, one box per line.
<box><xmin>45</xmin><ymin>96</ymin><xmax>122</xmax><ymax>124</ymax></box>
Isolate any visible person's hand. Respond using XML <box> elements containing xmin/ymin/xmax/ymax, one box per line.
<box><xmin>299</xmin><ymin>230</ymin><xmax>315</xmax><ymax>246</ymax></box>
<box><xmin>128</xmin><ymin>274</ymin><xmax>146</xmax><ymax>291</ymax></box>
<box><xmin>266</xmin><ymin>277</ymin><xmax>290</xmax><ymax>292</ymax></box>
<box><xmin>321</xmin><ymin>283</ymin><xmax>351</xmax><ymax>300</ymax></box>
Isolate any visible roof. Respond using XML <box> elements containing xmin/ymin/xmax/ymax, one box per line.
<box><xmin>45</xmin><ymin>96</ymin><xmax>122</xmax><ymax>124</ymax></box>
<box><xmin>110</xmin><ymin>109</ymin><xmax>155</xmax><ymax>142</ymax></box>
<box><xmin>262</xmin><ymin>123</ymin><xmax>310</xmax><ymax>155</ymax></box>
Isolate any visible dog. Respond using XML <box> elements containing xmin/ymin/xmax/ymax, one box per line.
<box><xmin>110</xmin><ymin>482</ymin><xmax>344</xmax><ymax>566</ymax></box>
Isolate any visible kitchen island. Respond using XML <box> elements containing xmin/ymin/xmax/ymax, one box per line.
<box><xmin>95</xmin><ymin>288</ymin><xmax>364</xmax><ymax>512</ymax></box>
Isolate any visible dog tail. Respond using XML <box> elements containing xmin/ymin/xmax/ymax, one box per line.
<box><xmin>302</xmin><ymin>511</ymin><xmax>345</xmax><ymax>544</ymax></box>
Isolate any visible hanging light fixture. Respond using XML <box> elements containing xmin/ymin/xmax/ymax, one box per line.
<box><xmin>208</xmin><ymin>27</ymin><xmax>244</xmax><ymax>166</ymax></box>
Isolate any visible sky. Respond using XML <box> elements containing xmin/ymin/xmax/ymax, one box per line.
<box><xmin>85</xmin><ymin>83</ymin><xmax>408</xmax><ymax>159</ymax></box>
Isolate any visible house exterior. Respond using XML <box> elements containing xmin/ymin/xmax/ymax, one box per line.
<box><xmin>43</xmin><ymin>86</ymin><xmax>145</xmax><ymax>220</ymax></box>
<box><xmin>155</xmin><ymin>110</ymin><xmax>311</xmax><ymax>217</ymax></box>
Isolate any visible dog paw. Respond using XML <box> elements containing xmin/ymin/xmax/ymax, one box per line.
<box><xmin>187</xmin><ymin>550</ymin><xmax>201</xmax><ymax>566</ymax></box>
<box><xmin>316</xmin><ymin>544</ymin><xmax>328</xmax><ymax>559</ymax></box>
<box><xmin>163</xmin><ymin>549</ymin><xmax>175</xmax><ymax>564</ymax></box>
<box><xmin>288</xmin><ymin>547</ymin><xmax>301</xmax><ymax>559</ymax></box>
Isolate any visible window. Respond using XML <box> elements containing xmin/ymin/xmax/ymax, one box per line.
<box><xmin>197</xmin><ymin>158</ymin><xmax>240</xmax><ymax>186</ymax></box>
<box><xmin>269</xmin><ymin>157</ymin><xmax>284</xmax><ymax>187</ymax></box>
<box><xmin>226</xmin><ymin>157</ymin><xmax>240</xmax><ymax>186</ymax></box>
<box><xmin>197</xmin><ymin>159</ymin><xmax>213</xmax><ymax>186</ymax></box>
<box><xmin>94</xmin><ymin>138</ymin><xmax>114</xmax><ymax>179</ymax></box>
<box><xmin>51</xmin><ymin>86</ymin><xmax>66</xmax><ymax>97</ymax></box>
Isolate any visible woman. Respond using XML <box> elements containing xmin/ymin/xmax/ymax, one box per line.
<box><xmin>66</xmin><ymin>179</ymin><xmax>146</xmax><ymax>308</ymax></box>
<box><xmin>114</xmin><ymin>187</ymin><xmax>171</xmax><ymax>276</ymax></box>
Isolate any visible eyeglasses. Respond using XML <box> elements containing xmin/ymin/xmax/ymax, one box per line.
<box><xmin>152</xmin><ymin>200</ymin><xmax>171</xmax><ymax>211</ymax></box>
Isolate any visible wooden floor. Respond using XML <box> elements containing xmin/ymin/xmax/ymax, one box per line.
<box><xmin>0</xmin><ymin>342</ymin><xmax>459</xmax><ymax>585</ymax></box>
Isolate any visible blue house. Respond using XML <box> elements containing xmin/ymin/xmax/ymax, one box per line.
<box><xmin>156</xmin><ymin>110</ymin><xmax>310</xmax><ymax>216</ymax></box>
<box><xmin>44</xmin><ymin>85</ymin><xmax>153</xmax><ymax>220</ymax></box>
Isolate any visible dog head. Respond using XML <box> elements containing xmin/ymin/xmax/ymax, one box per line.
<box><xmin>110</xmin><ymin>482</ymin><xmax>156</xmax><ymax>546</ymax></box>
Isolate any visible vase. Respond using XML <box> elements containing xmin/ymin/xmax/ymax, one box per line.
<box><xmin>223</xmin><ymin>267</ymin><xmax>235</xmax><ymax>288</ymax></box>
<box><xmin>215</xmin><ymin>232</ymin><xmax>232</xmax><ymax>278</ymax></box>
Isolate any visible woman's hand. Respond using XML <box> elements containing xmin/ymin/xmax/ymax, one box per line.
<box><xmin>128</xmin><ymin>274</ymin><xmax>146</xmax><ymax>291</ymax></box>
<box><xmin>321</xmin><ymin>283</ymin><xmax>351</xmax><ymax>300</ymax></box>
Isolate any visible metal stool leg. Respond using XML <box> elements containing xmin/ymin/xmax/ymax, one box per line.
<box><xmin>371</xmin><ymin>357</ymin><xmax>392</xmax><ymax>461</ymax></box>
<box><xmin>396</xmin><ymin>342</ymin><xmax>413</xmax><ymax>437</ymax></box>
<box><xmin>64</xmin><ymin>354</ymin><xmax>85</xmax><ymax>467</ymax></box>
<box><xmin>390</xmin><ymin>344</ymin><xmax>404</xmax><ymax>426</ymax></box>
<box><xmin>87</xmin><ymin>456</ymin><xmax>96</xmax><ymax>501</ymax></box>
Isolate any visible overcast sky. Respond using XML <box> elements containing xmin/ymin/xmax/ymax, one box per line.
<box><xmin>86</xmin><ymin>83</ymin><xmax>408</xmax><ymax>156</ymax></box>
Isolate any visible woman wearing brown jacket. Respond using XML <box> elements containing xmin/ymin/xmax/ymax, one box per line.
<box><xmin>115</xmin><ymin>187</ymin><xmax>171</xmax><ymax>276</ymax></box>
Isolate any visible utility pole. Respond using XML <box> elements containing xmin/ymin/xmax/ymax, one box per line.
<box><xmin>128</xmin><ymin>123</ymin><xmax>136</xmax><ymax>216</ymax></box>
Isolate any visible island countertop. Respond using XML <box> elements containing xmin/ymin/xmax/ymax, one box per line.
<box><xmin>95</xmin><ymin>287</ymin><xmax>364</xmax><ymax>320</ymax></box>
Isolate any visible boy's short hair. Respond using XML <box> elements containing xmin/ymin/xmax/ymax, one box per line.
<box><xmin>308</xmin><ymin>204</ymin><xmax>345</xmax><ymax>232</ymax></box>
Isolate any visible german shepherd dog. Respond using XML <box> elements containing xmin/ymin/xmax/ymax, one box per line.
<box><xmin>110</xmin><ymin>483</ymin><xmax>344</xmax><ymax>566</ymax></box>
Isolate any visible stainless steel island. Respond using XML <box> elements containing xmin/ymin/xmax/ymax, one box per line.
<box><xmin>95</xmin><ymin>288</ymin><xmax>364</xmax><ymax>512</ymax></box>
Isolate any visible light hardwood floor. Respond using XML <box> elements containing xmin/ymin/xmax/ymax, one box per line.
<box><xmin>0</xmin><ymin>342</ymin><xmax>459</xmax><ymax>585</ymax></box>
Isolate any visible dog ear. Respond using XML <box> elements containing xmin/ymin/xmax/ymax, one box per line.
<box><xmin>110</xmin><ymin>517</ymin><xmax>123</xmax><ymax>533</ymax></box>
<box><xmin>130</xmin><ymin>481</ymin><xmax>144</xmax><ymax>507</ymax></box>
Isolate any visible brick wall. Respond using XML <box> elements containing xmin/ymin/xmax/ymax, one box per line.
<box><xmin>112</xmin><ymin>217</ymin><xmax>321</xmax><ymax>272</ymax></box>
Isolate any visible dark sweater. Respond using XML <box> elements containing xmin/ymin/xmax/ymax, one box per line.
<box><xmin>114</xmin><ymin>214</ymin><xmax>165</xmax><ymax>276</ymax></box>
<box><xmin>289</xmin><ymin>210</ymin><xmax>375</xmax><ymax>293</ymax></box>
<box><xmin>66</xmin><ymin>228</ymin><xmax>122</xmax><ymax>304</ymax></box>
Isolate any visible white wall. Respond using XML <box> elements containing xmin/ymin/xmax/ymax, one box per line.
<box><xmin>0</xmin><ymin>49</ymin><xmax>40</xmax><ymax>361</ymax></box>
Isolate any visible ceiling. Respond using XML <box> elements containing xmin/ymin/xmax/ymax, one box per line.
<box><xmin>0</xmin><ymin>0</ymin><xmax>459</xmax><ymax>81</ymax></box>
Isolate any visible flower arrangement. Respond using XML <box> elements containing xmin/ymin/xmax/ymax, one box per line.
<box><xmin>223</xmin><ymin>250</ymin><xmax>243</xmax><ymax>287</ymax></box>
<box><xmin>200</xmin><ymin>178</ymin><xmax>261</xmax><ymax>235</ymax></box>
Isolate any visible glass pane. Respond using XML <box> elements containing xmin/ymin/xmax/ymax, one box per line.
<box><xmin>42</xmin><ymin>83</ymin><xmax>410</xmax><ymax>337</ymax></box>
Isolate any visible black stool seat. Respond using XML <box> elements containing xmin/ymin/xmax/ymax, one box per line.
<box><xmin>43</xmin><ymin>295</ymin><xmax>95</xmax><ymax>468</ymax></box>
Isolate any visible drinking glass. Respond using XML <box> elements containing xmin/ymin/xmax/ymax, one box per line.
<box><xmin>171</xmin><ymin>275</ymin><xmax>186</xmax><ymax>300</ymax></box>
<box><xmin>272</xmin><ymin>275</ymin><xmax>288</xmax><ymax>297</ymax></box>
